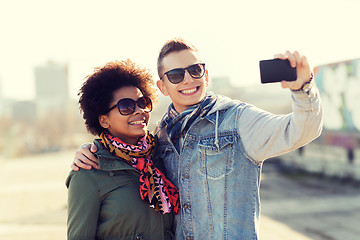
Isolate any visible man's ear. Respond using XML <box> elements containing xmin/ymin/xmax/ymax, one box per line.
<box><xmin>205</xmin><ymin>69</ymin><xmax>210</xmax><ymax>87</ymax></box>
<box><xmin>99</xmin><ymin>115</ymin><xmax>109</xmax><ymax>128</ymax></box>
<box><xmin>156</xmin><ymin>80</ymin><xmax>169</xmax><ymax>96</ymax></box>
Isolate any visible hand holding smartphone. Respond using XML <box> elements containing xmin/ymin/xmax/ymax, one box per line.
<box><xmin>259</xmin><ymin>59</ymin><xmax>297</xmax><ymax>84</ymax></box>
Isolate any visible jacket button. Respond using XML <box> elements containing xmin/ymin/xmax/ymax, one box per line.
<box><xmin>136</xmin><ymin>234</ymin><xmax>144</xmax><ymax>240</ymax></box>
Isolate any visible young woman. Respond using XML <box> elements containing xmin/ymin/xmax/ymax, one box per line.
<box><xmin>66</xmin><ymin>60</ymin><xmax>179</xmax><ymax>240</ymax></box>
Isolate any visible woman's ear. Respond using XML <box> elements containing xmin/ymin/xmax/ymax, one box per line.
<box><xmin>99</xmin><ymin>115</ymin><xmax>109</xmax><ymax>128</ymax></box>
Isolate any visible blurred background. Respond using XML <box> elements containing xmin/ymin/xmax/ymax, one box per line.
<box><xmin>1</xmin><ymin>0</ymin><xmax>359</xmax><ymax>239</ymax></box>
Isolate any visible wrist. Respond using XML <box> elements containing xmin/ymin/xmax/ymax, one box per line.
<box><xmin>291</xmin><ymin>73</ymin><xmax>314</xmax><ymax>93</ymax></box>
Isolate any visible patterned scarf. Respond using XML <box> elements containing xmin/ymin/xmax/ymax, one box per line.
<box><xmin>99</xmin><ymin>131</ymin><xmax>180</xmax><ymax>214</ymax></box>
<box><xmin>164</xmin><ymin>92</ymin><xmax>217</xmax><ymax>152</ymax></box>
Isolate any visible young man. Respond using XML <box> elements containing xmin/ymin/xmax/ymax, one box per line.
<box><xmin>72</xmin><ymin>38</ymin><xmax>323</xmax><ymax>239</ymax></box>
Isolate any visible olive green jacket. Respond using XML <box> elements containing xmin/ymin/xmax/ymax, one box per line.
<box><xmin>66</xmin><ymin>139</ymin><xmax>174</xmax><ymax>240</ymax></box>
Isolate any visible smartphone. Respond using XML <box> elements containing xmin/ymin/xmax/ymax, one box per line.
<box><xmin>259</xmin><ymin>59</ymin><xmax>297</xmax><ymax>84</ymax></box>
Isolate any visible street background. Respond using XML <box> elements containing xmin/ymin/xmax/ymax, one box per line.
<box><xmin>1</xmin><ymin>151</ymin><xmax>359</xmax><ymax>240</ymax></box>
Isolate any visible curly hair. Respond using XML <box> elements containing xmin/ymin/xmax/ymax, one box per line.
<box><xmin>78</xmin><ymin>59</ymin><xmax>157</xmax><ymax>136</ymax></box>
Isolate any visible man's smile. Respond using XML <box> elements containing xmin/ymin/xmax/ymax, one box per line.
<box><xmin>179</xmin><ymin>86</ymin><xmax>199</xmax><ymax>95</ymax></box>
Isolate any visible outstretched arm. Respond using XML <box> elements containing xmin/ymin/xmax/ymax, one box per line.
<box><xmin>71</xmin><ymin>143</ymin><xmax>99</xmax><ymax>171</ymax></box>
<box><xmin>239</xmin><ymin>51</ymin><xmax>323</xmax><ymax>162</ymax></box>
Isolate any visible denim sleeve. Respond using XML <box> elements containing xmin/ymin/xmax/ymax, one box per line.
<box><xmin>66</xmin><ymin>170</ymin><xmax>101</xmax><ymax>240</ymax></box>
<box><xmin>237</xmin><ymin>85</ymin><xmax>323</xmax><ymax>162</ymax></box>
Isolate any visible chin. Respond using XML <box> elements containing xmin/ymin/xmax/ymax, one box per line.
<box><xmin>187</xmin><ymin>97</ymin><xmax>205</xmax><ymax>106</ymax></box>
<box><xmin>137</xmin><ymin>128</ymin><xmax>148</xmax><ymax>136</ymax></box>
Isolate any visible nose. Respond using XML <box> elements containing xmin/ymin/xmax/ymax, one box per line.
<box><xmin>182</xmin><ymin>70</ymin><xmax>195</xmax><ymax>84</ymax></box>
<box><xmin>133</xmin><ymin>104</ymin><xmax>145</xmax><ymax>115</ymax></box>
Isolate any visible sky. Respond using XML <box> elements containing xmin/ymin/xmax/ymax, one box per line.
<box><xmin>0</xmin><ymin>0</ymin><xmax>360</xmax><ymax>100</ymax></box>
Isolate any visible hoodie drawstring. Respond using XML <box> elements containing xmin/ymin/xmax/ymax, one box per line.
<box><xmin>215</xmin><ymin>111</ymin><xmax>220</xmax><ymax>151</ymax></box>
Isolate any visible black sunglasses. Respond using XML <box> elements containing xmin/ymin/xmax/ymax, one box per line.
<box><xmin>160</xmin><ymin>63</ymin><xmax>206</xmax><ymax>84</ymax></box>
<box><xmin>106</xmin><ymin>96</ymin><xmax>152</xmax><ymax>115</ymax></box>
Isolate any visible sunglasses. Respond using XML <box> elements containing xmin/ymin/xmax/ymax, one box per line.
<box><xmin>106</xmin><ymin>96</ymin><xmax>152</xmax><ymax>115</ymax></box>
<box><xmin>160</xmin><ymin>63</ymin><xmax>206</xmax><ymax>84</ymax></box>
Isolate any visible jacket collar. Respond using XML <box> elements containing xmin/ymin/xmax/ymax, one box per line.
<box><xmin>93</xmin><ymin>139</ymin><xmax>138</xmax><ymax>172</ymax></box>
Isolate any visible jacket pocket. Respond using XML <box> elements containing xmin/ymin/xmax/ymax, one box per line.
<box><xmin>198</xmin><ymin>135</ymin><xmax>235</xmax><ymax>179</ymax></box>
<box><xmin>158</xmin><ymin>145</ymin><xmax>177</xmax><ymax>183</ymax></box>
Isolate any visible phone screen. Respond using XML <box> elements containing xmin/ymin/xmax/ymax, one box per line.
<box><xmin>259</xmin><ymin>59</ymin><xmax>297</xmax><ymax>84</ymax></box>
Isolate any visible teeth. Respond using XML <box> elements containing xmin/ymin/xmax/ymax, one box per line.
<box><xmin>130</xmin><ymin>120</ymin><xmax>144</xmax><ymax>125</ymax></box>
<box><xmin>181</xmin><ymin>87</ymin><xmax>197</xmax><ymax>94</ymax></box>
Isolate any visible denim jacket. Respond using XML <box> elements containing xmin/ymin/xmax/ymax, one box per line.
<box><xmin>155</xmin><ymin>88</ymin><xmax>323</xmax><ymax>240</ymax></box>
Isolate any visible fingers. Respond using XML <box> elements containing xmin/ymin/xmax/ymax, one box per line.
<box><xmin>73</xmin><ymin>156</ymin><xmax>92</xmax><ymax>170</ymax></box>
<box><xmin>292</xmin><ymin>51</ymin><xmax>301</xmax><ymax>67</ymax></box>
<box><xmin>285</xmin><ymin>50</ymin><xmax>296</xmax><ymax>68</ymax></box>
<box><xmin>76</xmin><ymin>150</ymin><xmax>99</xmax><ymax>169</ymax></box>
<box><xmin>79</xmin><ymin>144</ymin><xmax>98</xmax><ymax>163</ymax></box>
<box><xmin>299</xmin><ymin>55</ymin><xmax>309</xmax><ymax>69</ymax></box>
<box><xmin>274</xmin><ymin>50</ymin><xmax>302</xmax><ymax>68</ymax></box>
<box><xmin>90</xmin><ymin>143</ymin><xmax>98</xmax><ymax>153</ymax></box>
<box><xmin>71</xmin><ymin>162</ymin><xmax>79</xmax><ymax>171</ymax></box>
<box><xmin>273</xmin><ymin>53</ymin><xmax>286</xmax><ymax>59</ymax></box>
<box><xmin>274</xmin><ymin>50</ymin><xmax>312</xmax><ymax>90</ymax></box>
<box><xmin>72</xmin><ymin>143</ymin><xmax>100</xmax><ymax>170</ymax></box>
<box><xmin>78</xmin><ymin>143</ymin><xmax>91</xmax><ymax>152</ymax></box>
